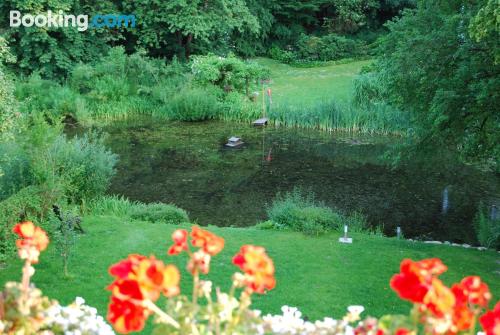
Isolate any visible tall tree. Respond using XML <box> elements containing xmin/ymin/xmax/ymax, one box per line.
<box><xmin>367</xmin><ymin>0</ymin><xmax>499</xmax><ymax>168</ymax></box>
<box><xmin>0</xmin><ymin>0</ymin><xmax>118</xmax><ymax>78</ymax></box>
<box><xmin>124</xmin><ymin>0</ymin><xmax>260</xmax><ymax>60</ymax></box>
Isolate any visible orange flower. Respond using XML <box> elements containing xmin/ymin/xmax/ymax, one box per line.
<box><xmin>450</xmin><ymin>284</ymin><xmax>475</xmax><ymax>332</ymax></box>
<box><xmin>187</xmin><ymin>250</ymin><xmax>211</xmax><ymax>275</ymax></box>
<box><xmin>168</xmin><ymin>229</ymin><xmax>189</xmax><ymax>255</ymax></box>
<box><xmin>480</xmin><ymin>302</ymin><xmax>500</xmax><ymax>335</ymax></box>
<box><xmin>108</xmin><ymin>255</ymin><xmax>180</xmax><ymax>302</ymax></box>
<box><xmin>12</xmin><ymin>221</ymin><xmax>49</xmax><ymax>263</ymax></box>
<box><xmin>390</xmin><ymin>258</ymin><xmax>447</xmax><ymax>304</ymax></box>
<box><xmin>232</xmin><ymin>245</ymin><xmax>275</xmax><ymax>294</ymax></box>
<box><xmin>108</xmin><ymin>296</ymin><xmax>148</xmax><ymax>334</ymax></box>
<box><xmin>423</xmin><ymin>278</ymin><xmax>455</xmax><ymax>318</ymax></box>
<box><xmin>191</xmin><ymin>226</ymin><xmax>224</xmax><ymax>256</ymax></box>
<box><xmin>13</xmin><ymin>221</ymin><xmax>49</xmax><ymax>252</ymax></box>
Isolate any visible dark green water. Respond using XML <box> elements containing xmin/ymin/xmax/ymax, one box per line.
<box><xmin>94</xmin><ymin>119</ymin><xmax>499</xmax><ymax>244</ymax></box>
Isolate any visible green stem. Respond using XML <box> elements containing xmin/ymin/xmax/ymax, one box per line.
<box><xmin>192</xmin><ymin>269</ymin><xmax>199</xmax><ymax>305</ymax></box>
<box><xmin>143</xmin><ymin>299</ymin><xmax>180</xmax><ymax>329</ymax></box>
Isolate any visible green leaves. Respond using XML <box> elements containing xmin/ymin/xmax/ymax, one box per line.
<box><xmin>362</xmin><ymin>0</ymin><xmax>500</xmax><ymax>169</ymax></box>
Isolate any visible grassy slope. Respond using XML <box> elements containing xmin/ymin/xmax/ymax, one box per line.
<box><xmin>255</xmin><ymin>58</ymin><xmax>372</xmax><ymax>106</ymax></box>
<box><xmin>1</xmin><ymin>216</ymin><xmax>498</xmax><ymax>334</ymax></box>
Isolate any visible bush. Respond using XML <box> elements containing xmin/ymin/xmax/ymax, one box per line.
<box><xmin>168</xmin><ymin>86</ymin><xmax>222</xmax><ymax>121</ymax></box>
<box><xmin>0</xmin><ymin>186</ymin><xmax>44</xmax><ymax>262</ymax></box>
<box><xmin>0</xmin><ymin>68</ymin><xmax>18</xmax><ymax>140</ymax></box>
<box><xmin>191</xmin><ymin>54</ymin><xmax>270</xmax><ymax>95</ymax></box>
<box><xmin>269</xmin><ymin>34</ymin><xmax>368</xmax><ymax>64</ymax></box>
<box><xmin>3</xmin><ymin>118</ymin><xmax>117</xmax><ymax>209</ymax></box>
<box><xmin>15</xmin><ymin>75</ymin><xmax>84</xmax><ymax>121</ymax></box>
<box><xmin>265</xmin><ymin>188</ymin><xmax>373</xmax><ymax>236</ymax></box>
<box><xmin>0</xmin><ymin>141</ymin><xmax>32</xmax><ymax>200</ymax></box>
<box><xmin>37</xmin><ymin>132</ymin><xmax>118</xmax><ymax>206</ymax></box>
<box><xmin>130</xmin><ymin>203</ymin><xmax>189</xmax><ymax>224</ymax></box>
<box><xmin>89</xmin><ymin>196</ymin><xmax>189</xmax><ymax>225</ymax></box>
<box><xmin>266</xmin><ymin>188</ymin><xmax>343</xmax><ymax>235</ymax></box>
<box><xmin>268</xmin><ymin>46</ymin><xmax>297</xmax><ymax>64</ymax></box>
<box><xmin>474</xmin><ymin>204</ymin><xmax>500</xmax><ymax>249</ymax></box>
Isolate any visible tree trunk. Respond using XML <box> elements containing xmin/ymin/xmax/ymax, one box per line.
<box><xmin>185</xmin><ymin>34</ymin><xmax>193</xmax><ymax>60</ymax></box>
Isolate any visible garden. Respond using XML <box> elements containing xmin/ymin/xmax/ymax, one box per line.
<box><xmin>0</xmin><ymin>0</ymin><xmax>499</xmax><ymax>334</ymax></box>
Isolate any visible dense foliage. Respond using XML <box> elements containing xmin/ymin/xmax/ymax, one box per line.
<box><xmin>0</xmin><ymin>0</ymin><xmax>416</xmax><ymax>77</ymax></box>
<box><xmin>356</xmin><ymin>0</ymin><xmax>499</xmax><ymax>169</ymax></box>
<box><xmin>263</xmin><ymin>188</ymin><xmax>371</xmax><ymax>236</ymax></box>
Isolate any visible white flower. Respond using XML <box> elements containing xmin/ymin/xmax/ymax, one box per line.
<box><xmin>43</xmin><ymin>298</ymin><xmax>115</xmax><ymax>335</ymax></box>
<box><xmin>217</xmin><ymin>293</ymin><xmax>239</xmax><ymax>322</ymax></box>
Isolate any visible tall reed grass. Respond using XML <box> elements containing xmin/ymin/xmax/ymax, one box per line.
<box><xmin>267</xmin><ymin>100</ymin><xmax>409</xmax><ymax>135</ymax></box>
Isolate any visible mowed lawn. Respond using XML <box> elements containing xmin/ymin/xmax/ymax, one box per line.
<box><xmin>255</xmin><ymin>58</ymin><xmax>372</xmax><ymax>106</ymax></box>
<box><xmin>1</xmin><ymin>216</ymin><xmax>499</xmax><ymax>334</ymax></box>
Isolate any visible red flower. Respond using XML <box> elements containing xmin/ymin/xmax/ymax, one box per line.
<box><xmin>395</xmin><ymin>328</ymin><xmax>411</xmax><ymax>335</ymax></box>
<box><xmin>459</xmin><ymin>276</ymin><xmax>491</xmax><ymax>308</ymax></box>
<box><xmin>390</xmin><ymin>258</ymin><xmax>447</xmax><ymax>304</ymax></box>
<box><xmin>107</xmin><ymin>255</ymin><xmax>180</xmax><ymax>333</ymax></box>
<box><xmin>109</xmin><ymin>255</ymin><xmax>180</xmax><ymax>302</ymax></box>
<box><xmin>450</xmin><ymin>284</ymin><xmax>475</xmax><ymax>332</ymax></box>
<box><xmin>108</xmin><ymin>279</ymin><xmax>144</xmax><ymax>301</ymax></box>
<box><xmin>107</xmin><ymin>296</ymin><xmax>148</xmax><ymax>334</ymax></box>
<box><xmin>191</xmin><ymin>226</ymin><xmax>224</xmax><ymax>256</ymax></box>
<box><xmin>232</xmin><ymin>245</ymin><xmax>275</xmax><ymax>294</ymax></box>
<box><xmin>480</xmin><ymin>302</ymin><xmax>500</xmax><ymax>335</ymax></box>
<box><xmin>168</xmin><ymin>229</ymin><xmax>188</xmax><ymax>255</ymax></box>
<box><xmin>109</xmin><ymin>254</ymin><xmax>146</xmax><ymax>279</ymax></box>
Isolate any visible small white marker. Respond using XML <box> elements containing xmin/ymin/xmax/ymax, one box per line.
<box><xmin>339</xmin><ymin>224</ymin><xmax>352</xmax><ymax>244</ymax></box>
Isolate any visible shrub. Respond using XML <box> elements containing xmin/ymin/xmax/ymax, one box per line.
<box><xmin>268</xmin><ymin>46</ymin><xmax>297</xmax><ymax>64</ymax></box>
<box><xmin>0</xmin><ymin>186</ymin><xmax>44</xmax><ymax>262</ymax></box>
<box><xmin>37</xmin><ymin>132</ymin><xmax>118</xmax><ymax>206</ymax></box>
<box><xmin>168</xmin><ymin>86</ymin><xmax>222</xmax><ymax>121</ymax></box>
<box><xmin>266</xmin><ymin>188</ymin><xmax>343</xmax><ymax>234</ymax></box>
<box><xmin>219</xmin><ymin>92</ymin><xmax>261</xmax><ymax>122</ymax></box>
<box><xmin>89</xmin><ymin>196</ymin><xmax>189</xmax><ymax>225</ymax></box>
<box><xmin>474</xmin><ymin>204</ymin><xmax>500</xmax><ymax>249</ymax></box>
<box><xmin>266</xmin><ymin>188</ymin><xmax>373</xmax><ymax>235</ymax></box>
<box><xmin>191</xmin><ymin>54</ymin><xmax>270</xmax><ymax>95</ymax></box>
<box><xmin>269</xmin><ymin>34</ymin><xmax>368</xmax><ymax>64</ymax></box>
<box><xmin>130</xmin><ymin>203</ymin><xmax>189</xmax><ymax>224</ymax></box>
<box><xmin>88</xmin><ymin>195</ymin><xmax>136</xmax><ymax>218</ymax></box>
<box><xmin>15</xmin><ymin>75</ymin><xmax>84</xmax><ymax>121</ymax></box>
<box><xmin>0</xmin><ymin>141</ymin><xmax>32</xmax><ymax>200</ymax></box>
<box><xmin>0</xmin><ymin>67</ymin><xmax>18</xmax><ymax>140</ymax></box>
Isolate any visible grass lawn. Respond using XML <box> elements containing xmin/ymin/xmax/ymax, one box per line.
<box><xmin>255</xmin><ymin>58</ymin><xmax>372</xmax><ymax>106</ymax></box>
<box><xmin>1</xmin><ymin>216</ymin><xmax>498</xmax><ymax>334</ymax></box>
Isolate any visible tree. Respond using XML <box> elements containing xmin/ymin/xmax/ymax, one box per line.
<box><xmin>123</xmin><ymin>0</ymin><xmax>260</xmax><ymax>60</ymax></box>
<box><xmin>363</xmin><ymin>0</ymin><xmax>499</xmax><ymax>168</ymax></box>
<box><xmin>0</xmin><ymin>0</ymin><xmax>117</xmax><ymax>78</ymax></box>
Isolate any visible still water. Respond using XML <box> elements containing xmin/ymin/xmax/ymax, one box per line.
<box><xmin>94</xmin><ymin>119</ymin><xmax>499</xmax><ymax>244</ymax></box>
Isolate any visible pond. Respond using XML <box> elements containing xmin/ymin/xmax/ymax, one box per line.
<box><xmin>88</xmin><ymin>119</ymin><xmax>499</xmax><ymax>244</ymax></box>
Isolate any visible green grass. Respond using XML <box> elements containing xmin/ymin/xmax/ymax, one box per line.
<box><xmin>252</xmin><ymin>58</ymin><xmax>407</xmax><ymax>134</ymax></box>
<box><xmin>255</xmin><ymin>58</ymin><xmax>372</xmax><ymax>106</ymax></box>
<box><xmin>1</xmin><ymin>215</ymin><xmax>498</xmax><ymax>334</ymax></box>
